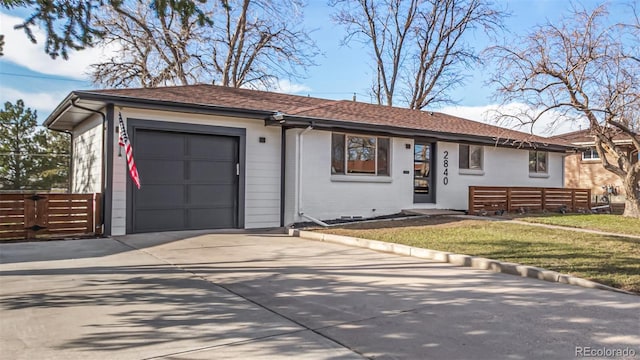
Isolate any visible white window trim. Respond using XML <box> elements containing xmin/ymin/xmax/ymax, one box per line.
<box><xmin>459</xmin><ymin>168</ymin><xmax>485</xmax><ymax>176</ymax></box>
<box><xmin>581</xmin><ymin>148</ymin><xmax>600</xmax><ymax>161</ymax></box>
<box><xmin>331</xmin><ymin>175</ymin><xmax>393</xmax><ymax>183</ymax></box>
<box><xmin>529</xmin><ymin>172</ymin><xmax>550</xmax><ymax>179</ymax></box>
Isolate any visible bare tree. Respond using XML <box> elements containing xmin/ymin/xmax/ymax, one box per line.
<box><xmin>211</xmin><ymin>0</ymin><xmax>318</xmax><ymax>89</ymax></box>
<box><xmin>331</xmin><ymin>0</ymin><xmax>503</xmax><ymax>109</ymax></box>
<box><xmin>623</xmin><ymin>1</ymin><xmax>640</xmax><ymax>61</ymax></box>
<box><xmin>489</xmin><ymin>4</ymin><xmax>640</xmax><ymax>218</ymax></box>
<box><xmin>90</xmin><ymin>0</ymin><xmax>318</xmax><ymax>89</ymax></box>
<box><xmin>91</xmin><ymin>2</ymin><xmax>210</xmax><ymax>88</ymax></box>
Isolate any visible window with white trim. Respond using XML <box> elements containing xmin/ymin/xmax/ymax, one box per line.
<box><xmin>529</xmin><ymin>150</ymin><xmax>548</xmax><ymax>173</ymax></box>
<box><xmin>459</xmin><ymin>144</ymin><xmax>483</xmax><ymax>170</ymax></box>
<box><xmin>331</xmin><ymin>133</ymin><xmax>390</xmax><ymax>176</ymax></box>
<box><xmin>582</xmin><ymin>148</ymin><xmax>600</xmax><ymax>160</ymax></box>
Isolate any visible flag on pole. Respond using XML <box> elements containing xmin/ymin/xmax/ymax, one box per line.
<box><xmin>118</xmin><ymin>112</ymin><xmax>141</xmax><ymax>189</ymax></box>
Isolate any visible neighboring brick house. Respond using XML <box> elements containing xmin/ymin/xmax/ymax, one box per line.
<box><xmin>553</xmin><ymin>129</ymin><xmax>639</xmax><ymax>203</ymax></box>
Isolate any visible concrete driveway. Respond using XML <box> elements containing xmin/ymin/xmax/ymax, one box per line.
<box><xmin>1</xmin><ymin>231</ymin><xmax>638</xmax><ymax>360</ymax></box>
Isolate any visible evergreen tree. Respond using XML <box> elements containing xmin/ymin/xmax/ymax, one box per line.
<box><xmin>37</xmin><ymin>129</ymin><xmax>71</xmax><ymax>190</ymax></box>
<box><xmin>0</xmin><ymin>100</ymin><xmax>70</xmax><ymax>191</ymax></box>
<box><xmin>1</xmin><ymin>0</ymin><xmax>211</xmax><ymax>59</ymax></box>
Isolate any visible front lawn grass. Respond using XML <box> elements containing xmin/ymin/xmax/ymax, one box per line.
<box><xmin>517</xmin><ymin>214</ymin><xmax>640</xmax><ymax>236</ymax></box>
<box><xmin>318</xmin><ymin>219</ymin><xmax>640</xmax><ymax>294</ymax></box>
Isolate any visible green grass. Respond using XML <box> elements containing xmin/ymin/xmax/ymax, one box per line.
<box><xmin>517</xmin><ymin>214</ymin><xmax>640</xmax><ymax>236</ymax></box>
<box><xmin>318</xmin><ymin>220</ymin><xmax>640</xmax><ymax>294</ymax></box>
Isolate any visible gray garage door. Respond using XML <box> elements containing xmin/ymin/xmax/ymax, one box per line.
<box><xmin>132</xmin><ymin>129</ymin><xmax>239</xmax><ymax>233</ymax></box>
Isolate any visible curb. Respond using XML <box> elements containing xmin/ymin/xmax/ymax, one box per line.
<box><xmin>288</xmin><ymin>229</ymin><xmax>635</xmax><ymax>296</ymax></box>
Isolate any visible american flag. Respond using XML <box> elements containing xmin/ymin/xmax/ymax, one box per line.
<box><xmin>118</xmin><ymin>113</ymin><xmax>141</xmax><ymax>189</ymax></box>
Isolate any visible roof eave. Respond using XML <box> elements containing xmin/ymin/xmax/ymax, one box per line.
<box><xmin>270</xmin><ymin>115</ymin><xmax>573</xmax><ymax>152</ymax></box>
<box><xmin>44</xmin><ymin>92</ymin><xmax>80</xmax><ymax>129</ymax></box>
<box><xmin>73</xmin><ymin>91</ymin><xmax>275</xmax><ymax>119</ymax></box>
<box><xmin>46</xmin><ymin>91</ymin><xmax>280</xmax><ymax>130</ymax></box>
<box><xmin>572</xmin><ymin>140</ymin><xmax>634</xmax><ymax>146</ymax></box>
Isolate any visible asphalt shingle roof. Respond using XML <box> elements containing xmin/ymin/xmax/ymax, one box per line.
<box><xmin>552</xmin><ymin>129</ymin><xmax>637</xmax><ymax>144</ymax></box>
<box><xmin>551</xmin><ymin>129</ymin><xmax>594</xmax><ymax>143</ymax></box>
<box><xmin>85</xmin><ymin>84</ymin><xmax>570</xmax><ymax>148</ymax></box>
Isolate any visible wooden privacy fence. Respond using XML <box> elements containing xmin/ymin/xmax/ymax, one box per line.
<box><xmin>0</xmin><ymin>193</ymin><xmax>102</xmax><ymax>241</ymax></box>
<box><xmin>468</xmin><ymin>186</ymin><xmax>591</xmax><ymax>214</ymax></box>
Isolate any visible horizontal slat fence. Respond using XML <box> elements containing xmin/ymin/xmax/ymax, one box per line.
<box><xmin>0</xmin><ymin>193</ymin><xmax>102</xmax><ymax>241</ymax></box>
<box><xmin>0</xmin><ymin>194</ymin><xmax>26</xmax><ymax>239</ymax></box>
<box><xmin>468</xmin><ymin>186</ymin><xmax>591</xmax><ymax>214</ymax></box>
<box><xmin>610</xmin><ymin>203</ymin><xmax>625</xmax><ymax>214</ymax></box>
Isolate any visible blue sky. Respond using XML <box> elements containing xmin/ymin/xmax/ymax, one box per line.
<box><xmin>0</xmin><ymin>0</ymin><xmax>626</xmax><ymax>135</ymax></box>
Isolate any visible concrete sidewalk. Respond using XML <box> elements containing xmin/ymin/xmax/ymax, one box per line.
<box><xmin>1</xmin><ymin>232</ymin><xmax>639</xmax><ymax>359</ymax></box>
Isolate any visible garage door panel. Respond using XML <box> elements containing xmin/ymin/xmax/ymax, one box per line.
<box><xmin>136</xmin><ymin>131</ymin><xmax>185</xmax><ymax>158</ymax></box>
<box><xmin>132</xmin><ymin>129</ymin><xmax>240</xmax><ymax>233</ymax></box>
<box><xmin>189</xmin><ymin>184</ymin><xmax>236</xmax><ymax>206</ymax></box>
<box><xmin>188</xmin><ymin>208</ymin><xmax>235</xmax><ymax>229</ymax></box>
<box><xmin>138</xmin><ymin>160</ymin><xmax>184</xmax><ymax>183</ymax></box>
<box><xmin>136</xmin><ymin>185</ymin><xmax>184</xmax><ymax>208</ymax></box>
<box><xmin>189</xmin><ymin>160</ymin><xmax>236</xmax><ymax>182</ymax></box>
<box><xmin>134</xmin><ymin>209</ymin><xmax>184</xmax><ymax>232</ymax></box>
<box><xmin>189</xmin><ymin>135</ymin><xmax>236</xmax><ymax>160</ymax></box>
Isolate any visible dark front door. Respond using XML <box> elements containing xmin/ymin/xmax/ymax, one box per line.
<box><xmin>414</xmin><ymin>142</ymin><xmax>434</xmax><ymax>203</ymax></box>
<box><xmin>132</xmin><ymin>129</ymin><xmax>239</xmax><ymax>233</ymax></box>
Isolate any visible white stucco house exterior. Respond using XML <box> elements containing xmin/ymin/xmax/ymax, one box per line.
<box><xmin>45</xmin><ymin>85</ymin><xmax>572</xmax><ymax>235</ymax></box>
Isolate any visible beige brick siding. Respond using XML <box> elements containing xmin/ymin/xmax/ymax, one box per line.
<box><xmin>564</xmin><ymin>153</ymin><xmax>625</xmax><ymax>201</ymax></box>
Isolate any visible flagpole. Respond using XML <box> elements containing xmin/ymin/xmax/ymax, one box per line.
<box><xmin>118</xmin><ymin>111</ymin><xmax>141</xmax><ymax>189</ymax></box>
<box><xmin>117</xmin><ymin>124</ymin><xmax>122</xmax><ymax>157</ymax></box>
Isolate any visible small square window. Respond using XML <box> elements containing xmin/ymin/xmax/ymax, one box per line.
<box><xmin>582</xmin><ymin>148</ymin><xmax>600</xmax><ymax>160</ymax></box>
<box><xmin>529</xmin><ymin>151</ymin><xmax>548</xmax><ymax>173</ymax></box>
<box><xmin>459</xmin><ymin>144</ymin><xmax>483</xmax><ymax>170</ymax></box>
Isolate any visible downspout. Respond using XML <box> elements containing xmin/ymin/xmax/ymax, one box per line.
<box><xmin>70</xmin><ymin>99</ymin><xmax>107</xmax><ymax>233</ymax></box>
<box><xmin>280</xmin><ymin>126</ymin><xmax>286</xmax><ymax>227</ymax></box>
<box><xmin>297</xmin><ymin>124</ymin><xmax>329</xmax><ymax>227</ymax></box>
<box><xmin>561</xmin><ymin>152</ymin><xmax>567</xmax><ymax>188</ymax></box>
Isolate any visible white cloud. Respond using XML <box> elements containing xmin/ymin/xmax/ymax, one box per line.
<box><xmin>248</xmin><ymin>78</ymin><xmax>312</xmax><ymax>95</ymax></box>
<box><xmin>438</xmin><ymin>104</ymin><xmax>495</xmax><ymax>124</ymax></box>
<box><xmin>1</xmin><ymin>12</ymin><xmax>119</xmax><ymax>79</ymax></box>
<box><xmin>0</xmin><ymin>86</ymin><xmax>68</xmax><ymax>122</ymax></box>
<box><xmin>273</xmin><ymin>79</ymin><xmax>312</xmax><ymax>94</ymax></box>
<box><xmin>438</xmin><ymin>103</ymin><xmax>589</xmax><ymax>137</ymax></box>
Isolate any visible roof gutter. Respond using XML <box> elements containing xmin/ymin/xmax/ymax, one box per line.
<box><xmin>571</xmin><ymin>140</ymin><xmax>635</xmax><ymax>146</ymax></box>
<box><xmin>71</xmin><ymin>91</ymin><xmax>275</xmax><ymax>120</ymax></box>
<box><xmin>268</xmin><ymin>115</ymin><xmax>573</xmax><ymax>153</ymax></box>
<box><xmin>44</xmin><ymin>92</ymin><xmax>79</xmax><ymax>129</ymax></box>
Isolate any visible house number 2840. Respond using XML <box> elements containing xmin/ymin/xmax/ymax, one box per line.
<box><xmin>443</xmin><ymin>151</ymin><xmax>449</xmax><ymax>185</ymax></box>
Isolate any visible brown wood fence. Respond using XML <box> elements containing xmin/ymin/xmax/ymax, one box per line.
<box><xmin>0</xmin><ymin>193</ymin><xmax>102</xmax><ymax>241</ymax></box>
<box><xmin>468</xmin><ymin>186</ymin><xmax>591</xmax><ymax>214</ymax></box>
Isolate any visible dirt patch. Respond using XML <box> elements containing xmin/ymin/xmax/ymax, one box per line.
<box><xmin>310</xmin><ymin>215</ymin><xmax>489</xmax><ymax>230</ymax></box>
<box><xmin>291</xmin><ymin>213</ymin><xmax>424</xmax><ymax>228</ymax></box>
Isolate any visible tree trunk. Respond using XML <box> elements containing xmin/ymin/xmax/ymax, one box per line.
<box><xmin>623</xmin><ymin>197</ymin><xmax>640</xmax><ymax>217</ymax></box>
<box><xmin>622</xmin><ymin>172</ymin><xmax>640</xmax><ymax>218</ymax></box>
